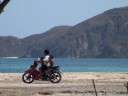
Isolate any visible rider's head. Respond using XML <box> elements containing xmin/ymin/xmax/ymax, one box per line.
<box><xmin>44</xmin><ymin>49</ymin><xmax>49</xmax><ymax>55</ymax></box>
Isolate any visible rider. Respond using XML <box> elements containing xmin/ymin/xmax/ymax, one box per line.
<box><xmin>39</xmin><ymin>49</ymin><xmax>54</xmax><ymax>79</ymax></box>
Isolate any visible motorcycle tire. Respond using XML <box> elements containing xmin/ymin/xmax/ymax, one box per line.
<box><xmin>22</xmin><ymin>72</ymin><xmax>34</xmax><ymax>84</ymax></box>
<box><xmin>49</xmin><ymin>71</ymin><xmax>62</xmax><ymax>83</ymax></box>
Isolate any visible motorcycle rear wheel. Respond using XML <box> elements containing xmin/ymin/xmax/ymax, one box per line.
<box><xmin>49</xmin><ymin>71</ymin><xmax>62</xmax><ymax>83</ymax></box>
<box><xmin>22</xmin><ymin>72</ymin><xmax>34</xmax><ymax>84</ymax></box>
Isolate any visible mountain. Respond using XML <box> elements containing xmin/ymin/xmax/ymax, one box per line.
<box><xmin>22</xmin><ymin>26</ymin><xmax>71</xmax><ymax>57</ymax></box>
<box><xmin>0</xmin><ymin>36</ymin><xmax>24</xmax><ymax>57</ymax></box>
<box><xmin>0</xmin><ymin>7</ymin><xmax>128</xmax><ymax>58</ymax></box>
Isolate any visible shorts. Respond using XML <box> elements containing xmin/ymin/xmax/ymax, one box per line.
<box><xmin>39</xmin><ymin>65</ymin><xmax>48</xmax><ymax>72</ymax></box>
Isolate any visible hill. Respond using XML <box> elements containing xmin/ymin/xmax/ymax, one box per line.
<box><xmin>0</xmin><ymin>7</ymin><xmax>128</xmax><ymax>58</ymax></box>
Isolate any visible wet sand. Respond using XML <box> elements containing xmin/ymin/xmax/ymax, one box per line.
<box><xmin>0</xmin><ymin>72</ymin><xmax>128</xmax><ymax>96</ymax></box>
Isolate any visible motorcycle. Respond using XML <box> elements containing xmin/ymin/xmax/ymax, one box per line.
<box><xmin>22</xmin><ymin>61</ymin><xmax>62</xmax><ymax>84</ymax></box>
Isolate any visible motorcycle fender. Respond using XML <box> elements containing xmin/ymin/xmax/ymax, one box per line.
<box><xmin>25</xmin><ymin>70</ymin><xmax>33</xmax><ymax>74</ymax></box>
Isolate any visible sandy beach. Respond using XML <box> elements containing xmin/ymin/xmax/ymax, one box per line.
<box><xmin>0</xmin><ymin>72</ymin><xmax>128</xmax><ymax>96</ymax></box>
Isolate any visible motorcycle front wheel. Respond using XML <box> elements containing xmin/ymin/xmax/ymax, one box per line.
<box><xmin>22</xmin><ymin>72</ymin><xmax>34</xmax><ymax>84</ymax></box>
<box><xmin>49</xmin><ymin>71</ymin><xmax>62</xmax><ymax>83</ymax></box>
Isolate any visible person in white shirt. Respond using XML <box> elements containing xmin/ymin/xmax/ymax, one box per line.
<box><xmin>43</xmin><ymin>53</ymin><xmax>50</xmax><ymax>67</ymax></box>
<box><xmin>39</xmin><ymin>49</ymin><xmax>50</xmax><ymax>79</ymax></box>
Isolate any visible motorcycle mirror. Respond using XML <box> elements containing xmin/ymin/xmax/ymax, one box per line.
<box><xmin>37</xmin><ymin>58</ymin><xmax>40</xmax><ymax>60</ymax></box>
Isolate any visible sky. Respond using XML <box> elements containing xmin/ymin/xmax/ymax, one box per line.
<box><xmin>0</xmin><ymin>0</ymin><xmax>128</xmax><ymax>38</ymax></box>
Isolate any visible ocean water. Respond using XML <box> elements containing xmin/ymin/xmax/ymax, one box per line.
<box><xmin>0</xmin><ymin>58</ymin><xmax>128</xmax><ymax>73</ymax></box>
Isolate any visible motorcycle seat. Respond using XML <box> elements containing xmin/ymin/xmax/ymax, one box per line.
<box><xmin>50</xmin><ymin>66</ymin><xmax>59</xmax><ymax>69</ymax></box>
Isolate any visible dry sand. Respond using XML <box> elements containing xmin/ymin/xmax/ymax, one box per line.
<box><xmin>0</xmin><ymin>72</ymin><xmax>128</xmax><ymax>96</ymax></box>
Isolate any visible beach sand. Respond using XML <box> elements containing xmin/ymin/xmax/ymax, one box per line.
<box><xmin>0</xmin><ymin>72</ymin><xmax>128</xmax><ymax>96</ymax></box>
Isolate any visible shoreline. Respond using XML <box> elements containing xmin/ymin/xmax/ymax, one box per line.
<box><xmin>0</xmin><ymin>72</ymin><xmax>128</xmax><ymax>96</ymax></box>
